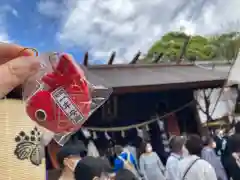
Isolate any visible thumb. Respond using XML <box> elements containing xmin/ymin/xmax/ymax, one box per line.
<box><xmin>0</xmin><ymin>56</ymin><xmax>40</xmax><ymax>98</ymax></box>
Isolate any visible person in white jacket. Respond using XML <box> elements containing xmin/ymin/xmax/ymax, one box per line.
<box><xmin>178</xmin><ymin>134</ymin><xmax>218</xmax><ymax>180</ymax></box>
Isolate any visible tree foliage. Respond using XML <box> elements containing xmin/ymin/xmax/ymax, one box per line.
<box><xmin>147</xmin><ymin>31</ymin><xmax>240</xmax><ymax>62</ymax></box>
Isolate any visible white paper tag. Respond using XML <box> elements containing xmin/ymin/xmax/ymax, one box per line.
<box><xmin>51</xmin><ymin>87</ymin><xmax>84</xmax><ymax>124</ymax></box>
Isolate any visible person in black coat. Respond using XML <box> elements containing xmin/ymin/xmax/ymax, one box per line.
<box><xmin>224</xmin><ymin>134</ymin><xmax>240</xmax><ymax>180</ymax></box>
<box><xmin>224</xmin><ymin>123</ymin><xmax>240</xmax><ymax>156</ymax></box>
<box><xmin>222</xmin><ymin>122</ymin><xmax>240</xmax><ymax>179</ymax></box>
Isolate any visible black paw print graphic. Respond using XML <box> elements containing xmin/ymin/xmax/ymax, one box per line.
<box><xmin>14</xmin><ymin>127</ymin><xmax>43</xmax><ymax>166</ymax></box>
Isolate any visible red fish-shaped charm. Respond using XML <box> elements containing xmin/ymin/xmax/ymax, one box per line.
<box><xmin>26</xmin><ymin>54</ymin><xmax>91</xmax><ymax>133</ymax></box>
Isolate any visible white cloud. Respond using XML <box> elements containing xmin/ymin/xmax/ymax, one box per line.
<box><xmin>37</xmin><ymin>0</ymin><xmax>63</xmax><ymax>18</ymax></box>
<box><xmin>0</xmin><ymin>5</ymin><xmax>14</xmax><ymax>43</ymax></box>
<box><xmin>11</xmin><ymin>8</ymin><xmax>18</xmax><ymax>17</ymax></box>
<box><xmin>38</xmin><ymin>0</ymin><xmax>240</xmax><ymax>63</ymax></box>
<box><xmin>0</xmin><ymin>33</ymin><xmax>10</xmax><ymax>43</ymax></box>
<box><xmin>1</xmin><ymin>4</ymin><xmax>18</xmax><ymax>17</ymax></box>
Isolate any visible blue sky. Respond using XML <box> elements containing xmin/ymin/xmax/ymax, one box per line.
<box><xmin>1</xmin><ymin>0</ymin><xmax>239</xmax><ymax>64</ymax></box>
<box><xmin>1</xmin><ymin>0</ymin><xmax>87</xmax><ymax>63</ymax></box>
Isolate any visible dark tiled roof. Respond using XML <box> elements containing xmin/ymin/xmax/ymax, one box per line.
<box><xmin>85</xmin><ymin>64</ymin><xmax>228</xmax><ymax>88</ymax></box>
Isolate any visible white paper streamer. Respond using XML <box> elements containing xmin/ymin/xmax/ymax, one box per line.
<box><xmin>92</xmin><ymin>131</ymin><xmax>98</xmax><ymax>139</ymax></box>
<box><xmin>161</xmin><ymin>133</ymin><xmax>167</xmax><ymax>140</ymax></box>
<box><xmin>81</xmin><ymin>128</ymin><xmax>91</xmax><ymax>138</ymax></box>
<box><xmin>87</xmin><ymin>140</ymin><xmax>100</xmax><ymax>157</ymax></box>
<box><xmin>162</xmin><ymin>140</ymin><xmax>169</xmax><ymax>145</ymax></box>
<box><xmin>157</xmin><ymin>120</ymin><xmax>165</xmax><ymax>131</ymax></box>
<box><xmin>121</xmin><ymin>131</ymin><xmax>125</xmax><ymax>138</ymax></box>
<box><xmin>104</xmin><ymin>131</ymin><xmax>111</xmax><ymax>140</ymax></box>
<box><xmin>136</xmin><ymin>128</ymin><xmax>144</xmax><ymax>138</ymax></box>
<box><xmin>145</xmin><ymin>124</ymin><xmax>150</xmax><ymax>131</ymax></box>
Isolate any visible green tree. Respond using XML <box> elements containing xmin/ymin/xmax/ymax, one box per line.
<box><xmin>210</xmin><ymin>32</ymin><xmax>240</xmax><ymax>62</ymax></box>
<box><xmin>147</xmin><ymin>31</ymin><xmax>216</xmax><ymax>62</ymax></box>
<box><xmin>146</xmin><ymin>31</ymin><xmax>240</xmax><ymax>62</ymax></box>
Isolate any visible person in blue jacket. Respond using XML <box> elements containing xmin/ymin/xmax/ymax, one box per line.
<box><xmin>113</xmin><ymin>145</ymin><xmax>140</xmax><ymax>178</ymax></box>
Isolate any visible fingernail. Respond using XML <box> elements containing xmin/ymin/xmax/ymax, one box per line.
<box><xmin>21</xmin><ymin>48</ymin><xmax>38</xmax><ymax>57</ymax></box>
<box><xmin>22</xmin><ymin>51</ymin><xmax>31</xmax><ymax>56</ymax></box>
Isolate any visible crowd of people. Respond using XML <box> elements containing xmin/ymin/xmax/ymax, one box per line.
<box><xmin>52</xmin><ymin>122</ymin><xmax>240</xmax><ymax>180</ymax></box>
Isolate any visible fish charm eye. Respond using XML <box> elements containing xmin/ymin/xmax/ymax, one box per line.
<box><xmin>35</xmin><ymin>109</ymin><xmax>47</xmax><ymax>122</ymax></box>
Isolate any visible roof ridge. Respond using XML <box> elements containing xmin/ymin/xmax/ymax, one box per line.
<box><xmin>86</xmin><ymin>63</ymin><xmax>195</xmax><ymax>69</ymax></box>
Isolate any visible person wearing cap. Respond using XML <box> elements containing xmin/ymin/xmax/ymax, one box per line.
<box><xmin>57</xmin><ymin>140</ymin><xmax>87</xmax><ymax>180</ymax></box>
<box><xmin>74</xmin><ymin>156</ymin><xmax>114</xmax><ymax>180</ymax></box>
<box><xmin>165</xmin><ymin>135</ymin><xmax>185</xmax><ymax>180</ymax></box>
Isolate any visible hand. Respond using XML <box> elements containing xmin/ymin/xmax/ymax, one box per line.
<box><xmin>232</xmin><ymin>152</ymin><xmax>239</xmax><ymax>160</ymax></box>
<box><xmin>0</xmin><ymin>43</ymin><xmax>40</xmax><ymax>98</ymax></box>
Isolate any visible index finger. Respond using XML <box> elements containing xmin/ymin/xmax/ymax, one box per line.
<box><xmin>0</xmin><ymin>43</ymin><xmax>36</xmax><ymax>64</ymax></box>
